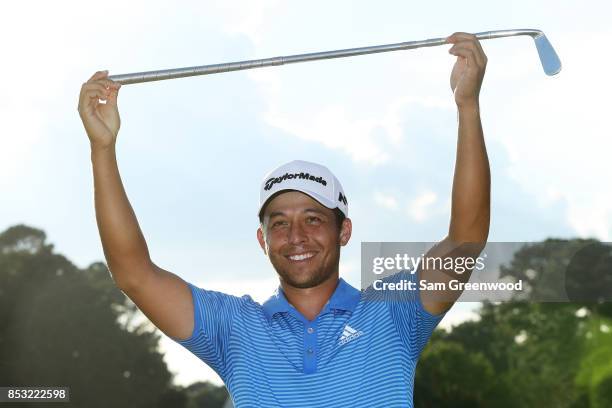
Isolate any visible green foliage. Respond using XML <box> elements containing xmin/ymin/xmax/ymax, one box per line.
<box><xmin>415</xmin><ymin>238</ymin><xmax>612</xmax><ymax>408</ymax></box>
<box><xmin>185</xmin><ymin>381</ymin><xmax>230</xmax><ymax>408</ymax></box>
<box><xmin>414</xmin><ymin>340</ymin><xmax>505</xmax><ymax>407</ymax></box>
<box><xmin>575</xmin><ymin>317</ymin><xmax>612</xmax><ymax>408</ymax></box>
<box><xmin>0</xmin><ymin>224</ymin><xmax>226</xmax><ymax>408</ymax></box>
<box><xmin>499</xmin><ymin>238</ymin><xmax>612</xmax><ymax>308</ymax></box>
<box><xmin>591</xmin><ymin>374</ymin><xmax>612</xmax><ymax>408</ymax></box>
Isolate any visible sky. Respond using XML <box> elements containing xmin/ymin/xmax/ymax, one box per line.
<box><xmin>1</xmin><ymin>0</ymin><xmax>611</xmax><ymax>387</ymax></box>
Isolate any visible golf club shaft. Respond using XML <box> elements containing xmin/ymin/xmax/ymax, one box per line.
<box><xmin>108</xmin><ymin>29</ymin><xmax>547</xmax><ymax>85</ymax></box>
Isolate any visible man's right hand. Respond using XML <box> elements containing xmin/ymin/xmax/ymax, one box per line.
<box><xmin>78</xmin><ymin>70</ymin><xmax>122</xmax><ymax>149</ymax></box>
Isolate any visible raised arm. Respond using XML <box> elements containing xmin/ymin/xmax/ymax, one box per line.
<box><xmin>78</xmin><ymin>71</ymin><xmax>194</xmax><ymax>340</ymax></box>
<box><xmin>420</xmin><ymin>33</ymin><xmax>491</xmax><ymax>315</ymax></box>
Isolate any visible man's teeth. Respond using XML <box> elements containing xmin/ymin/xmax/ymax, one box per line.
<box><xmin>288</xmin><ymin>253</ymin><xmax>315</xmax><ymax>261</ymax></box>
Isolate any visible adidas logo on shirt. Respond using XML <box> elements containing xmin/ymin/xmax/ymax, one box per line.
<box><xmin>338</xmin><ymin>325</ymin><xmax>364</xmax><ymax>346</ymax></box>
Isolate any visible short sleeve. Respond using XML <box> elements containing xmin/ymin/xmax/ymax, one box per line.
<box><xmin>382</xmin><ymin>270</ymin><xmax>446</xmax><ymax>359</ymax></box>
<box><xmin>171</xmin><ymin>282</ymin><xmax>246</xmax><ymax>377</ymax></box>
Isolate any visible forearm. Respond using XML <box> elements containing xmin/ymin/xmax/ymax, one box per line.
<box><xmin>449</xmin><ymin>103</ymin><xmax>490</xmax><ymax>242</ymax></box>
<box><xmin>91</xmin><ymin>145</ymin><xmax>152</xmax><ymax>283</ymax></box>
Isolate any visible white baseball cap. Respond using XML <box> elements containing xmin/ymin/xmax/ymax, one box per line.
<box><xmin>258</xmin><ymin>160</ymin><xmax>348</xmax><ymax>219</ymax></box>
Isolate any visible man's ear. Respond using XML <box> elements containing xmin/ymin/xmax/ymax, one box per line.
<box><xmin>257</xmin><ymin>226</ymin><xmax>267</xmax><ymax>255</ymax></box>
<box><xmin>339</xmin><ymin>218</ymin><xmax>352</xmax><ymax>246</ymax></box>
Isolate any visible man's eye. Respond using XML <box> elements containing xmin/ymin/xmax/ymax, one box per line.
<box><xmin>272</xmin><ymin>220</ymin><xmax>287</xmax><ymax>227</ymax></box>
<box><xmin>306</xmin><ymin>216</ymin><xmax>321</xmax><ymax>224</ymax></box>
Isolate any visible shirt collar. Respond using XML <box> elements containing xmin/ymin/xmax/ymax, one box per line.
<box><xmin>262</xmin><ymin>277</ymin><xmax>361</xmax><ymax>322</ymax></box>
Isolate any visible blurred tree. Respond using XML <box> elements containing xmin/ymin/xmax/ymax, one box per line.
<box><xmin>415</xmin><ymin>238</ymin><xmax>612</xmax><ymax>408</ymax></box>
<box><xmin>184</xmin><ymin>381</ymin><xmax>230</xmax><ymax>408</ymax></box>
<box><xmin>575</xmin><ymin>316</ymin><xmax>612</xmax><ymax>408</ymax></box>
<box><xmin>499</xmin><ymin>238</ymin><xmax>612</xmax><ymax>312</ymax></box>
<box><xmin>0</xmin><ymin>224</ymin><xmax>186</xmax><ymax>407</ymax></box>
<box><xmin>414</xmin><ymin>337</ymin><xmax>515</xmax><ymax>407</ymax></box>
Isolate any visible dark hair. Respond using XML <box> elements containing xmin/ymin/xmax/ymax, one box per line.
<box><xmin>332</xmin><ymin>208</ymin><xmax>346</xmax><ymax>231</ymax></box>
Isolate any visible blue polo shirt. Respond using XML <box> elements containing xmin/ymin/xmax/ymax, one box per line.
<box><xmin>173</xmin><ymin>270</ymin><xmax>445</xmax><ymax>407</ymax></box>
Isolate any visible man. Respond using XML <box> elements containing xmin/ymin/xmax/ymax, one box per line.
<box><xmin>78</xmin><ymin>32</ymin><xmax>489</xmax><ymax>407</ymax></box>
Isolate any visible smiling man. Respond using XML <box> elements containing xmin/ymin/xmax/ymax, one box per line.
<box><xmin>256</xmin><ymin>161</ymin><xmax>352</xmax><ymax>321</ymax></box>
<box><xmin>78</xmin><ymin>31</ymin><xmax>489</xmax><ymax>407</ymax></box>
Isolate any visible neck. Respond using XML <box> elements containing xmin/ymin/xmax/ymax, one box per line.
<box><xmin>281</xmin><ymin>272</ymin><xmax>340</xmax><ymax>321</ymax></box>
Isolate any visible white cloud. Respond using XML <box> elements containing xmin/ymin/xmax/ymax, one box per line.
<box><xmin>438</xmin><ymin>303</ymin><xmax>480</xmax><ymax>331</ymax></box>
<box><xmin>259</xmin><ymin>93</ymin><xmax>454</xmax><ymax>166</ymax></box>
<box><xmin>567</xmin><ymin>205</ymin><xmax>610</xmax><ymax>240</ymax></box>
<box><xmin>374</xmin><ymin>191</ymin><xmax>400</xmax><ymax>210</ymax></box>
<box><xmin>372</xmin><ymin>189</ymin><xmax>452</xmax><ymax>224</ymax></box>
<box><xmin>0</xmin><ymin>0</ymin><xmax>173</xmax><ymax>190</ymax></box>
<box><xmin>488</xmin><ymin>29</ymin><xmax>612</xmax><ymax>240</ymax></box>
<box><xmin>244</xmin><ymin>22</ymin><xmax>612</xmax><ymax>240</ymax></box>
<box><xmin>407</xmin><ymin>191</ymin><xmax>438</xmax><ymax>222</ymax></box>
<box><xmin>215</xmin><ymin>0</ymin><xmax>282</xmax><ymax>47</ymax></box>
<box><xmin>0</xmin><ymin>105</ymin><xmax>44</xmax><ymax>190</ymax></box>
<box><xmin>264</xmin><ymin>102</ymin><xmax>393</xmax><ymax>164</ymax></box>
<box><xmin>242</xmin><ymin>18</ymin><xmax>457</xmax><ymax>167</ymax></box>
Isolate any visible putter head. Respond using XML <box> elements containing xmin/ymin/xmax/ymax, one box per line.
<box><xmin>532</xmin><ymin>31</ymin><xmax>562</xmax><ymax>76</ymax></box>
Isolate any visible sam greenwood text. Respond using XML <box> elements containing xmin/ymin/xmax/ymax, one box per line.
<box><xmin>372</xmin><ymin>279</ymin><xmax>524</xmax><ymax>292</ymax></box>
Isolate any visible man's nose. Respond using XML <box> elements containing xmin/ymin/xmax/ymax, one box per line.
<box><xmin>288</xmin><ymin>222</ymin><xmax>307</xmax><ymax>245</ymax></box>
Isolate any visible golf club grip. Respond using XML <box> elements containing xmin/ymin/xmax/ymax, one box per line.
<box><xmin>107</xmin><ymin>29</ymin><xmax>549</xmax><ymax>85</ymax></box>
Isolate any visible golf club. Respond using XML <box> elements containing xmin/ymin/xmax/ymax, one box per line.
<box><xmin>108</xmin><ymin>29</ymin><xmax>561</xmax><ymax>85</ymax></box>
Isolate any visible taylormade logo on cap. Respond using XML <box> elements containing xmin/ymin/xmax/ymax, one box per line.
<box><xmin>258</xmin><ymin>160</ymin><xmax>348</xmax><ymax>218</ymax></box>
<box><xmin>264</xmin><ymin>172</ymin><xmax>327</xmax><ymax>191</ymax></box>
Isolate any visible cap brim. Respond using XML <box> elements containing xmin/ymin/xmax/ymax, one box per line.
<box><xmin>258</xmin><ymin>188</ymin><xmax>338</xmax><ymax>219</ymax></box>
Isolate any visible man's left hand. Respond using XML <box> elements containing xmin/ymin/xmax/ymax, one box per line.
<box><xmin>445</xmin><ymin>32</ymin><xmax>488</xmax><ymax>108</ymax></box>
